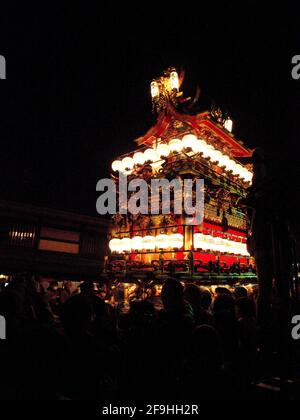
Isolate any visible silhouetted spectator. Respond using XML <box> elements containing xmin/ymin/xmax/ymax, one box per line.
<box><xmin>180</xmin><ymin>325</ymin><xmax>238</xmax><ymax>400</ymax></box>
<box><xmin>184</xmin><ymin>284</ymin><xmax>213</xmax><ymax>326</ymax></box>
<box><xmin>199</xmin><ymin>287</ymin><xmax>213</xmax><ymax>312</ymax></box>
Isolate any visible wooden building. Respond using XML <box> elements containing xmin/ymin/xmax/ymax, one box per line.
<box><xmin>0</xmin><ymin>200</ymin><xmax>109</xmax><ymax>282</ymax></box>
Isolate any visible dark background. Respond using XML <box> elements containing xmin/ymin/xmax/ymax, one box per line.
<box><xmin>0</xmin><ymin>4</ymin><xmax>299</xmax><ymax>215</ymax></box>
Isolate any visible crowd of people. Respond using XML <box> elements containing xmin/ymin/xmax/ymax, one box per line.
<box><xmin>0</xmin><ymin>275</ymin><xmax>284</xmax><ymax>401</ymax></box>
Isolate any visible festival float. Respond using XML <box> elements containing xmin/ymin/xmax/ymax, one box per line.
<box><xmin>105</xmin><ymin>68</ymin><xmax>256</xmax><ymax>307</ymax></box>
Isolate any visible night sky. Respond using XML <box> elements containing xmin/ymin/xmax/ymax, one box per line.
<box><xmin>0</xmin><ymin>4</ymin><xmax>299</xmax><ymax>216</ymax></box>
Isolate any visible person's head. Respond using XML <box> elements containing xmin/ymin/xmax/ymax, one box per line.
<box><xmin>98</xmin><ymin>282</ymin><xmax>108</xmax><ymax>300</ymax></box>
<box><xmin>235</xmin><ymin>297</ymin><xmax>256</xmax><ymax>319</ymax></box>
<box><xmin>215</xmin><ymin>287</ymin><xmax>232</xmax><ymax>296</ymax></box>
<box><xmin>161</xmin><ymin>278</ymin><xmax>184</xmax><ymax>313</ymax></box>
<box><xmin>39</xmin><ymin>278</ymin><xmax>51</xmax><ymax>292</ymax></box>
<box><xmin>184</xmin><ymin>284</ymin><xmax>202</xmax><ymax>309</ymax></box>
<box><xmin>63</xmin><ymin>281</ymin><xmax>76</xmax><ymax>294</ymax></box>
<box><xmin>199</xmin><ymin>287</ymin><xmax>212</xmax><ymax>311</ymax></box>
<box><xmin>213</xmin><ymin>293</ymin><xmax>235</xmax><ymax>315</ymax></box>
<box><xmin>80</xmin><ymin>281</ymin><xmax>94</xmax><ymax>295</ymax></box>
<box><xmin>233</xmin><ymin>286</ymin><xmax>248</xmax><ymax>299</ymax></box>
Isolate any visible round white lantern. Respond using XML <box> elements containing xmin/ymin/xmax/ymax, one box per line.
<box><xmin>168</xmin><ymin>138</ymin><xmax>183</xmax><ymax>152</ymax></box>
<box><xmin>142</xmin><ymin>236</ymin><xmax>156</xmax><ymax>250</ymax></box>
<box><xmin>122</xmin><ymin>157</ymin><xmax>134</xmax><ymax>170</ymax></box>
<box><xmin>112</xmin><ymin>160</ymin><xmax>124</xmax><ymax>172</ymax></box>
<box><xmin>155</xmin><ymin>234</ymin><xmax>170</xmax><ymax>249</ymax></box>
<box><xmin>144</xmin><ymin>148</ymin><xmax>159</xmax><ymax>162</ymax></box>
<box><xmin>223</xmin><ymin>158</ymin><xmax>237</xmax><ymax>172</ymax></box>
<box><xmin>191</xmin><ymin>139</ymin><xmax>202</xmax><ymax>154</ymax></box>
<box><xmin>170</xmin><ymin>233</ymin><xmax>183</xmax><ymax>249</ymax></box>
<box><xmin>182</xmin><ymin>134</ymin><xmax>198</xmax><ymax>151</ymax></box>
<box><xmin>194</xmin><ymin>233</ymin><xmax>204</xmax><ymax>249</ymax></box>
<box><xmin>201</xmin><ymin>144</ymin><xmax>215</xmax><ymax>159</ymax></box>
<box><xmin>120</xmin><ymin>238</ymin><xmax>132</xmax><ymax>252</ymax></box>
<box><xmin>209</xmin><ymin>150</ymin><xmax>224</xmax><ymax>164</ymax></box>
<box><xmin>131</xmin><ymin>236</ymin><xmax>143</xmax><ymax>251</ymax></box>
<box><xmin>133</xmin><ymin>152</ymin><xmax>145</xmax><ymax>165</ymax></box>
<box><xmin>156</xmin><ymin>143</ymin><xmax>170</xmax><ymax>158</ymax></box>
<box><xmin>197</xmin><ymin>140</ymin><xmax>209</xmax><ymax>154</ymax></box>
<box><xmin>109</xmin><ymin>238</ymin><xmax>122</xmax><ymax>253</ymax></box>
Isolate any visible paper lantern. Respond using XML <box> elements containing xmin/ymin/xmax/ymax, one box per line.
<box><xmin>169</xmin><ymin>138</ymin><xmax>183</xmax><ymax>152</ymax></box>
<box><xmin>122</xmin><ymin>157</ymin><xmax>134</xmax><ymax>170</ymax></box>
<box><xmin>120</xmin><ymin>238</ymin><xmax>132</xmax><ymax>252</ymax></box>
<box><xmin>156</xmin><ymin>143</ymin><xmax>170</xmax><ymax>158</ymax></box>
<box><xmin>169</xmin><ymin>71</ymin><xmax>179</xmax><ymax>90</ymax></box>
<box><xmin>109</xmin><ymin>238</ymin><xmax>122</xmax><ymax>253</ymax></box>
<box><xmin>201</xmin><ymin>144</ymin><xmax>215</xmax><ymax>159</ymax></box>
<box><xmin>112</xmin><ymin>160</ymin><xmax>124</xmax><ymax>172</ymax></box>
<box><xmin>131</xmin><ymin>236</ymin><xmax>143</xmax><ymax>251</ymax></box>
<box><xmin>144</xmin><ymin>148</ymin><xmax>159</xmax><ymax>162</ymax></box>
<box><xmin>194</xmin><ymin>233</ymin><xmax>204</xmax><ymax>249</ymax></box>
<box><xmin>182</xmin><ymin>134</ymin><xmax>198</xmax><ymax>151</ymax></box>
<box><xmin>142</xmin><ymin>236</ymin><xmax>156</xmax><ymax>250</ymax></box>
<box><xmin>192</xmin><ymin>139</ymin><xmax>202</xmax><ymax>154</ymax></box>
<box><xmin>155</xmin><ymin>234</ymin><xmax>170</xmax><ymax>249</ymax></box>
<box><xmin>224</xmin><ymin>118</ymin><xmax>233</xmax><ymax>133</ymax></box>
<box><xmin>209</xmin><ymin>150</ymin><xmax>224</xmax><ymax>164</ymax></box>
<box><xmin>151</xmin><ymin>81</ymin><xmax>159</xmax><ymax>98</ymax></box>
<box><xmin>170</xmin><ymin>233</ymin><xmax>183</xmax><ymax>249</ymax></box>
<box><xmin>133</xmin><ymin>152</ymin><xmax>145</xmax><ymax>165</ymax></box>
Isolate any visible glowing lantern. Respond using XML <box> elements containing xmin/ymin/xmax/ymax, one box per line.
<box><xmin>109</xmin><ymin>238</ymin><xmax>122</xmax><ymax>253</ymax></box>
<box><xmin>201</xmin><ymin>145</ymin><xmax>215</xmax><ymax>159</ymax></box>
<box><xmin>209</xmin><ymin>150</ymin><xmax>224</xmax><ymax>164</ymax></box>
<box><xmin>155</xmin><ymin>234</ymin><xmax>170</xmax><ymax>249</ymax></box>
<box><xmin>120</xmin><ymin>238</ymin><xmax>132</xmax><ymax>252</ymax></box>
<box><xmin>196</xmin><ymin>140</ymin><xmax>210</xmax><ymax>156</ymax></box>
<box><xmin>216</xmin><ymin>238</ymin><xmax>227</xmax><ymax>253</ymax></box>
<box><xmin>122</xmin><ymin>157</ymin><xmax>134</xmax><ymax>170</ymax></box>
<box><xmin>182</xmin><ymin>134</ymin><xmax>198</xmax><ymax>151</ymax></box>
<box><xmin>169</xmin><ymin>138</ymin><xmax>183</xmax><ymax>152</ymax></box>
<box><xmin>156</xmin><ymin>143</ymin><xmax>170</xmax><ymax>158</ymax></box>
<box><xmin>224</xmin><ymin>118</ymin><xmax>233</xmax><ymax>133</ymax></box>
<box><xmin>234</xmin><ymin>164</ymin><xmax>246</xmax><ymax>179</ymax></box>
<box><xmin>224</xmin><ymin>158</ymin><xmax>237</xmax><ymax>172</ymax></box>
<box><xmin>194</xmin><ymin>233</ymin><xmax>204</xmax><ymax>249</ymax></box>
<box><xmin>243</xmin><ymin>171</ymin><xmax>253</xmax><ymax>183</ymax></box>
<box><xmin>112</xmin><ymin>160</ymin><xmax>124</xmax><ymax>172</ymax></box>
<box><xmin>151</xmin><ymin>81</ymin><xmax>159</xmax><ymax>98</ymax></box>
<box><xmin>219</xmin><ymin>155</ymin><xmax>231</xmax><ymax>169</ymax></box>
<box><xmin>144</xmin><ymin>148</ymin><xmax>159</xmax><ymax>162</ymax></box>
<box><xmin>170</xmin><ymin>233</ymin><xmax>183</xmax><ymax>249</ymax></box>
<box><xmin>169</xmin><ymin>71</ymin><xmax>179</xmax><ymax>91</ymax></box>
<box><xmin>133</xmin><ymin>152</ymin><xmax>145</xmax><ymax>165</ymax></box>
<box><xmin>191</xmin><ymin>139</ymin><xmax>201</xmax><ymax>154</ymax></box>
<box><xmin>142</xmin><ymin>236</ymin><xmax>156</xmax><ymax>250</ymax></box>
<box><xmin>131</xmin><ymin>236</ymin><xmax>143</xmax><ymax>251</ymax></box>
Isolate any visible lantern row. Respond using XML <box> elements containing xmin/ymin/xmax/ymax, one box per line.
<box><xmin>109</xmin><ymin>232</ymin><xmax>249</xmax><ymax>256</ymax></box>
<box><xmin>111</xmin><ymin>134</ymin><xmax>253</xmax><ymax>183</ymax></box>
